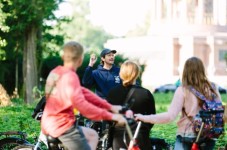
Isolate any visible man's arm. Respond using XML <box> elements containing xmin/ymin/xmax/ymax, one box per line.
<box><xmin>82</xmin><ymin>66</ymin><xmax>95</xmax><ymax>88</ymax></box>
<box><xmin>82</xmin><ymin>87</ymin><xmax>112</xmax><ymax>110</ymax></box>
<box><xmin>69</xmin><ymin>74</ymin><xmax>113</xmax><ymax>121</ymax></box>
<box><xmin>82</xmin><ymin>53</ymin><xmax>97</xmax><ymax>87</ymax></box>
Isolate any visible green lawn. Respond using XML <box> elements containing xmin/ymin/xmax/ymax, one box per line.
<box><xmin>0</xmin><ymin>93</ymin><xmax>226</xmax><ymax>149</ymax></box>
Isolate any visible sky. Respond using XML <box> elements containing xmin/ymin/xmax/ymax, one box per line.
<box><xmin>54</xmin><ymin>0</ymin><xmax>151</xmax><ymax>36</ymax></box>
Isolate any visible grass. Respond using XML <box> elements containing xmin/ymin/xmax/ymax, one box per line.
<box><xmin>0</xmin><ymin>93</ymin><xmax>226</xmax><ymax>149</ymax></box>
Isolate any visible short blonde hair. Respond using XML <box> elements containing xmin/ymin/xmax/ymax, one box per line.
<box><xmin>120</xmin><ymin>60</ymin><xmax>140</xmax><ymax>87</ymax></box>
<box><xmin>62</xmin><ymin>41</ymin><xmax>83</xmax><ymax>62</ymax></box>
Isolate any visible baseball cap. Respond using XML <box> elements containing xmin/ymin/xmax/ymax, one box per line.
<box><xmin>100</xmin><ymin>49</ymin><xmax>117</xmax><ymax>57</ymax></box>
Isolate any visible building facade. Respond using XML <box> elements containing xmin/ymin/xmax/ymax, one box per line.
<box><xmin>105</xmin><ymin>0</ymin><xmax>227</xmax><ymax>89</ymax></box>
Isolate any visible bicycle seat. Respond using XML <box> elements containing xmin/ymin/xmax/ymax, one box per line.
<box><xmin>47</xmin><ymin>135</ymin><xmax>61</xmax><ymax>144</ymax></box>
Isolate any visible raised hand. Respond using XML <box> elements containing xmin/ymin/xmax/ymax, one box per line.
<box><xmin>89</xmin><ymin>53</ymin><xmax>97</xmax><ymax>67</ymax></box>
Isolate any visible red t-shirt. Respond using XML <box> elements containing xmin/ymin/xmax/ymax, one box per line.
<box><xmin>41</xmin><ymin>66</ymin><xmax>113</xmax><ymax>137</ymax></box>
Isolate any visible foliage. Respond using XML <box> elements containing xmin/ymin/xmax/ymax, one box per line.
<box><xmin>0</xmin><ymin>0</ymin><xmax>10</xmax><ymax>49</ymax></box>
<box><xmin>0</xmin><ymin>56</ymin><xmax>23</xmax><ymax>94</ymax></box>
<box><xmin>40</xmin><ymin>55</ymin><xmax>63</xmax><ymax>79</ymax></box>
<box><xmin>0</xmin><ymin>0</ymin><xmax>65</xmax><ymax>98</ymax></box>
<box><xmin>61</xmin><ymin>0</ymin><xmax>114</xmax><ymax>51</ymax></box>
<box><xmin>0</xmin><ymin>0</ymin><xmax>115</xmax><ymax>99</ymax></box>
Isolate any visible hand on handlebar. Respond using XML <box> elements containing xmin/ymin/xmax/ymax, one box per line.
<box><xmin>112</xmin><ymin>114</ymin><xmax>127</xmax><ymax>126</ymax></box>
<box><xmin>125</xmin><ymin>110</ymin><xmax>134</xmax><ymax>118</ymax></box>
<box><xmin>134</xmin><ymin>113</ymin><xmax>150</xmax><ymax>123</ymax></box>
<box><xmin>110</xmin><ymin>105</ymin><xmax>122</xmax><ymax>114</ymax></box>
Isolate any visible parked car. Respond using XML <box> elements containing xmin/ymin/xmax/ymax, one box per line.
<box><xmin>154</xmin><ymin>84</ymin><xmax>177</xmax><ymax>93</ymax></box>
<box><xmin>212</xmin><ymin>83</ymin><xmax>227</xmax><ymax>94</ymax></box>
<box><xmin>218</xmin><ymin>85</ymin><xmax>227</xmax><ymax>94</ymax></box>
<box><xmin>154</xmin><ymin>83</ymin><xmax>227</xmax><ymax>94</ymax></box>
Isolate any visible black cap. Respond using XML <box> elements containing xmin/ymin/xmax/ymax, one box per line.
<box><xmin>100</xmin><ymin>49</ymin><xmax>117</xmax><ymax>57</ymax></box>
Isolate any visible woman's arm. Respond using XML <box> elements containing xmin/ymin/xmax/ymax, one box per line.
<box><xmin>135</xmin><ymin>87</ymin><xmax>185</xmax><ymax>124</ymax></box>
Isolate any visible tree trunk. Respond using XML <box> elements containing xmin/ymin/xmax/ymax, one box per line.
<box><xmin>23</xmin><ymin>26</ymin><xmax>38</xmax><ymax>104</ymax></box>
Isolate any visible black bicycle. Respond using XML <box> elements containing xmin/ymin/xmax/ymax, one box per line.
<box><xmin>0</xmin><ymin>131</ymin><xmax>30</xmax><ymax>150</ymax></box>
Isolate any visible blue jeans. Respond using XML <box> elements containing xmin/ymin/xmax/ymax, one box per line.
<box><xmin>174</xmin><ymin>135</ymin><xmax>215</xmax><ymax>150</ymax></box>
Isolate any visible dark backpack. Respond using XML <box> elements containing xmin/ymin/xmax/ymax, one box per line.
<box><xmin>32</xmin><ymin>96</ymin><xmax>46</xmax><ymax>120</ymax></box>
<box><xmin>189</xmin><ymin>86</ymin><xmax>224</xmax><ymax>139</ymax></box>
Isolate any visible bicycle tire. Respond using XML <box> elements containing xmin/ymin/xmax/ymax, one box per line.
<box><xmin>12</xmin><ymin>144</ymin><xmax>41</xmax><ymax>150</ymax></box>
<box><xmin>0</xmin><ymin>137</ymin><xmax>30</xmax><ymax>150</ymax></box>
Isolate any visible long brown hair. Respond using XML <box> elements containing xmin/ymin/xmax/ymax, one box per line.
<box><xmin>182</xmin><ymin>57</ymin><xmax>217</xmax><ymax>100</ymax></box>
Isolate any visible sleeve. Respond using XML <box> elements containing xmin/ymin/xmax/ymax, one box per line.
<box><xmin>81</xmin><ymin>87</ymin><xmax>112</xmax><ymax>110</ymax></box>
<box><xmin>82</xmin><ymin>66</ymin><xmax>95</xmax><ymax>88</ymax></box>
<box><xmin>69</xmin><ymin>74</ymin><xmax>113</xmax><ymax>121</ymax></box>
<box><xmin>147</xmin><ymin>87</ymin><xmax>184</xmax><ymax>124</ymax></box>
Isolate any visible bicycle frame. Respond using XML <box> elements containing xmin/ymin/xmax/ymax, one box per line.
<box><xmin>34</xmin><ymin>131</ymin><xmax>48</xmax><ymax>150</ymax></box>
<box><xmin>126</xmin><ymin>121</ymin><xmax>141</xmax><ymax>150</ymax></box>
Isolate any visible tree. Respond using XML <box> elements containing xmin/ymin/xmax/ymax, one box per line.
<box><xmin>0</xmin><ymin>0</ymin><xmax>9</xmax><ymax>56</ymax></box>
<box><xmin>61</xmin><ymin>0</ymin><xmax>113</xmax><ymax>52</ymax></box>
<box><xmin>1</xmin><ymin>0</ymin><xmax>63</xmax><ymax>104</ymax></box>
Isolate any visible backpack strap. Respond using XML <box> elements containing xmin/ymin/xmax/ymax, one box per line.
<box><xmin>189</xmin><ymin>86</ymin><xmax>211</xmax><ymax>102</ymax></box>
<box><xmin>189</xmin><ymin>86</ymin><xmax>223</xmax><ymax>110</ymax></box>
<box><xmin>123</xmin><ymin>87</ymin><xmax>136</xmax><ymax>105</ymax></box>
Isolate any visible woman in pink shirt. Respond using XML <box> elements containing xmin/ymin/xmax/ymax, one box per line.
<box><xmin>135</xmin><ymin>57</ymin><xmax>221</xmax><ymax>150</ymax></box>
<box><xmin>41</xmin><ymin>41</ymin><xmax>126</xmax><ymax>150</ymax></box>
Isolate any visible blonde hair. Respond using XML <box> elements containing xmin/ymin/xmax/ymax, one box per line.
<box><xmin>62</xmin><ymin>41</ymin><xmax>83</xmax><ymax>62</ymax></box>
<box><xmin>182</xmin><ymin>57</ymin><xmax>217</xmax><ymax>99</ymax></box>
<box><xmin>120</xmin><ymin>60</ymin><xmax>140</xmax><ymax>87</ymax></box>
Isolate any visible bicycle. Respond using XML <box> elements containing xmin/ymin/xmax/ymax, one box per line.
<box><xmin>0</xmin><ymin>131</ymin><xmax>30</xmax><ymax>150</ymax></box>
<box><xmin>12</xmin><ymin>99</ymin><xmax>173</xmax><ymax>150</ymax></box>
<box><xmin>12</xmin><ymin>113</ymin><xmax>113</xmax><ymax>150</ymax></box>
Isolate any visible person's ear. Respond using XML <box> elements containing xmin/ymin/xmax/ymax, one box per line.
<box><xmin>78</xmin><ymin>55</ymin><xmax>84</xmax><ymax>67</ymax></box>
<box><xmin>101</xmin><ymin>57</ymin><xmax>105</xmax><ymax>62</ymax></box>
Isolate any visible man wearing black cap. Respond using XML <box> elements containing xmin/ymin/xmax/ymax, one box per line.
<box><xmin>82</xmin><ymin>48</ymin><xmax>122</xmax><ymax>99</ymax></box>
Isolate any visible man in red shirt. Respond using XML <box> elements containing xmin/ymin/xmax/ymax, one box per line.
<box><xmin>41</xmin><ymin>41</ymin><xmax>126</xmax><ymax>150</ymax></box>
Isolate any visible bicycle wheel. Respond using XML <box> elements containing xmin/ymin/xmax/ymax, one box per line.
<box><xmin>12</xmin><ymin>144</ymin><xmax>42</xmax><ymax>150</ymax></box>
<box><xmin>0</xmin><ymin>137</ymin><xmax>30</xmax><ymax>150</ymax></box>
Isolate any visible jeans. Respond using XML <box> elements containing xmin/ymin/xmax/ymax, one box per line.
<box><xmin>174</xmin><ymin>135</ymin><xmax>215</xmax><ymax>150</ymax></box>
<box><xmin>58</xmin><ymin>125</ymin><xmax>91</xmax><ymax>150</ymax></box>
